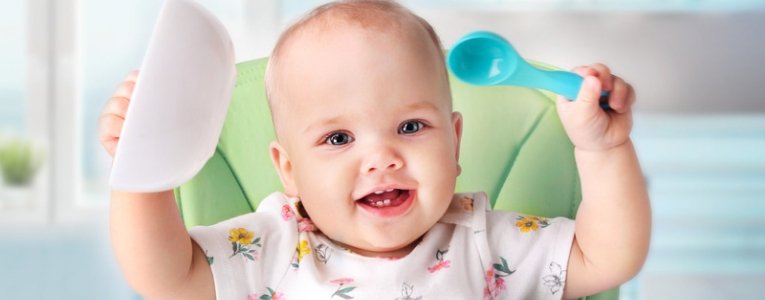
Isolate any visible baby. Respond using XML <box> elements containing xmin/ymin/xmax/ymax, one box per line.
<box><xmin>99</xmin><ymin>1</ymin><xmax>650</xmax><ymax>299</ymax></box>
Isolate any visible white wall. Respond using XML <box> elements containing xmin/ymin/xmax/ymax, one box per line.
<box><xmin>420</xmin><ymin>9</ymin><xmax>765</xmax><ymax>113</ymax></box>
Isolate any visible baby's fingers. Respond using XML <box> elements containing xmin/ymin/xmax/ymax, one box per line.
<box><xmin>111</xmin><ymin>70</ymin><xmax>139</xmax><ymax>99</ymax></box>
<box><xmin>98</xmin><ymin>70</ymin><xmax>138</xmax><ymax>157</ymax></box>
<box><xmin>125</xmin><ymin>69</ymin><xmax>139</xmax><ymax>81</ymax></box>
<box><xmin>102</xmin><ymin>95</ymin><xmax>130</xmax><ymax>119</ymax></box>
<box><xmin>572</xmin><ymin>66</ymin><xmax>598</xmax><ymax>78</ymax></box>
<box><xmin>588</xmin><ymin>63</ymin><xmax>613</xmax><ymax>92</ymax></box>
<box><xmin>98</xmin><ymin>114</ymin><xmax>124</xmax><ymax>157</ymax></box>
<box><xmin>607</xmin><ymin>77</ymin><xmax>635</xmax><ymax>113</ymax></box>
<box><xmin>573</xmin><ymin>64</ymin><xmax>614</xmax><ymax>92</ymax></box>
<box><xmin>112</xmin><ymin>80</ymin><xmax>136</xmax><ymax>101</ymax></box>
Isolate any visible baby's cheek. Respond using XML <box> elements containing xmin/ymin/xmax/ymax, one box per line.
<box><xmin>426</xmin><ymin>145</ymin><xmax>460</xmax><ymax>174</ymax></box>
<box><xmin>299</xmin><ymin>197</ymin><xmax>336</xmax><ymax>227</ymax></box>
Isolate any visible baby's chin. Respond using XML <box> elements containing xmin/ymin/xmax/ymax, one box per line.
<box><xmin>344</xmin><ymin>236</ymin><xmax>423</xmax><ymax>259</ymax></box>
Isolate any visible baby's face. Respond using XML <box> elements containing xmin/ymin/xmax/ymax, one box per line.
<box><xmin>270</xmin><ymin>20</ymin><xmax>461</xmax><ymax>257</ymax></box>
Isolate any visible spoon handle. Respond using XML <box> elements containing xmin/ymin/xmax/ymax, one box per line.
<box><xmin>536</xmin><ymin>68</ymin><xmax>613</xmax><ymax>111</ymax></box>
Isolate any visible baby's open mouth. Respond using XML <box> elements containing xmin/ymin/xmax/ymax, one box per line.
<box><xmin>358</xmin><ymin>189</ymin><xmax>411</xmax><ymax>208</ymax></box>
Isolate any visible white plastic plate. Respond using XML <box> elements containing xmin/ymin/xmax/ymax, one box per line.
<box><xmin>110</xmin><ymin>0</ymin><xmax>236</xmax><ymax>192</ymax></box>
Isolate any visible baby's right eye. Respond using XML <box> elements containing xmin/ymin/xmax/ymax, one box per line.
<box><xmin>324</xmin><ymin>132</ymin><xmax>354</xmax><ymax>146</ymax></box>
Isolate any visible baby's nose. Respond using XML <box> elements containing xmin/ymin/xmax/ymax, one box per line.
<box><xmin>361</xmin><ymin>146</ymin><xmax>403</xmax><ymax>175</ymax></box>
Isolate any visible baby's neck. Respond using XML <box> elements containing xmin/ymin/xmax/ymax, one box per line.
<box><xmin>333</xmin><ymin>236</ymin><xmax>423</xmax><ymax>259</ymax></box>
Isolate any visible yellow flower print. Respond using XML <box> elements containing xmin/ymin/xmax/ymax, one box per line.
<box><xmin>515</xmin><ymin>216</ymin><xmax>539</xmax><ymax>232</ymax></box>
<box><xmin>229</xmin><ymin>227</ymin><xmax>255</xmax><ymax>245</ymax></box>
<box><xmin>297</xmin><ymin>240</ymin><xmax>311</xmax><ymax>262</ymax></box>
<box><xmin>515</xmin><ymin>215</ymin><xmax>550</xmax><ymax>233</ymax></box>
<box><xmin>229</xmin><ymin>227</ymin><xmax>262</xmax><ymax>261</ymax></box>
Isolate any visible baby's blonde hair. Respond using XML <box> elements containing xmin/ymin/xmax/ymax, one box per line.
<box><xmin>264</xmin><ymin>0</ymin><xmax>450</xmax><ymax>138</ymax></box>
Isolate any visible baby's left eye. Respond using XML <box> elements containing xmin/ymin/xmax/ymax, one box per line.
<box><xmin>398</xmin><ymin>120</ymin><xmax>425</xmax><ymax>135</ymax></box>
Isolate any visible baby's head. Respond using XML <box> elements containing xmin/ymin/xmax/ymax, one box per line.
<box><xmin>265</xmin><ymin>0</ymin><xmax>462</xmax><ymax>257</ymax></box>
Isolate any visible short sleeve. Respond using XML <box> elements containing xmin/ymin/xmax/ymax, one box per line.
<box><xmin>485</xmin><ymin>210</ymin><xmax>575</xmax><ymax>300</ymax></box>
<box><xmin>189</xmin><ymin>192</ymin><xmax>299</xmax><ymax>300</ymax></box>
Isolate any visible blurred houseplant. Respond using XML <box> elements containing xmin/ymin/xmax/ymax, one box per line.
<box><xmin>0</xmin><ymin>135</ymin><xmax>44</xmax><ymax>187</ymax></box>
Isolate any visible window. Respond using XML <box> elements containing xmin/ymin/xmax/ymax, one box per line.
<box><xmin>78</xmin><ymin>1</ymin><xmax>164</xmax><ymax>206</ymax></box>
<box><xmin>0</xmin><ymin>0</ymin><xmax>26</xmax><ymax>136</ymax></box>
<box><xmin>0</xmin><ymin>0</ymin><xmax>48</xmax><ymax>224</ymax></box>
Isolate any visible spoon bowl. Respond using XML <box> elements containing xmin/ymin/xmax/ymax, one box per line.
<box><xmin>448</xmin><ymin>31</ymin><xmax>611</xmax><ymax>109</ymax></box>
<box><xmin>447</xmin><ymin>31</ymin><xmax>520</xmax><ymax>85</ymax></box>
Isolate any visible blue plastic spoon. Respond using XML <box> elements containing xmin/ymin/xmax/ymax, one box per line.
<box><xmin>447</xmin><ymin>31</ymin><xmax>611</xmax><ymax>110</ymax></box>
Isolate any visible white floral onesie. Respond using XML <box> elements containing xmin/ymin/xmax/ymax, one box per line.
<box><xmin>189</xmin><ymin>191</ymin><xmax>575</xmax><ymax>300</ymax></box>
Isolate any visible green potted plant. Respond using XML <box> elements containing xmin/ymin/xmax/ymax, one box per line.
<box><xmin>0</xmin><ymin>136</ymin><xmax>44</xmax><ymax>187</ymax></box>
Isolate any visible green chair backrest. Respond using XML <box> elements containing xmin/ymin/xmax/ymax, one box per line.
<box><xmin>174</xmin><ymin>58</ymin><xmax>617</xmax><ymax>300</ymax></box>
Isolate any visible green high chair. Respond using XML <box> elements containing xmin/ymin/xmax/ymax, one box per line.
<box><xmin>173</xmin><ymin>58</ymin><xmax>619</xmax><ymax>300</ymax></box>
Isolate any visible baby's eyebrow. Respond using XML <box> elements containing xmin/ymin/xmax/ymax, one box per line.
<box><xmin>403</xmin><ymin>101</ymin><xmax>441</xmax><ymax>113</ymax></box>
<box><xmin>304</xmin><ymin>115</ymin><xmax>347</xmax><ymax>135</ymax></box>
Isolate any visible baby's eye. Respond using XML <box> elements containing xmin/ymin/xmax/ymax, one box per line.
<box><xmin>398</xmin><ymin>120</ymin><xmax>425</xmax><ymax>135</ymax></box>
<box><xmin>325</xmin><ymin>132</ymin><xmax>354</xmax><ymax>146</ymax></box>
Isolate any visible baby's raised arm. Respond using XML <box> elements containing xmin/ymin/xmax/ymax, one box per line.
<box><xmin>98</xmin><ymin>71</ymin><xmax>214</xmax><ymax>299</ymax></box>
<box><xmin>555</xmin><ymin>64</ymin><xmax>651</xmax><ymax>299</ymax></box>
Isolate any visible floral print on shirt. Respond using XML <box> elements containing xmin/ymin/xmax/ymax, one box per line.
<box><xmin>204</xmin><ymin>250</ymin><xmax>214</xmax><ymax>265</ymax></box>
<box><xmin>458</xmin><ymin>195</ymin><xmax>475</xmax><ymax>212</ymax></box>
<box><xmin>254</xmin><ymin>287</ymin><xmax>285</xmax><ymax>300</ymax></box>
<box><xmin>396</xmin><ymin>282</ymin><xmax>422</xmax><ymax>300</ymax></box>
<box><xmin>297</xmin><ymin>240</ymin><xmax>311</xmax><ymax>262</ymax></box>
<box><xmin>329</xmin><ymin>278</ymin><xmax>356</xmax><ymax>299</ymax></box>
<box><xmin>315</xmin><ymin>243</ymin><xmax>333</xmax><ymax>264</ymax></box>
<box><xmin>542</xmin><ymin>262</ymin><xmax>566</xmax><ymax>295</ymax></box>
<box><xmin>228</xmin><ymin>227</ymin><xmax>261</xmax><ymax>261</ymax></box>
<box><xmin>484</xmin><ymin>256</ymin><xmax>515</xmax><ymax>299</ymax></box>
<box><xmin>281</xmin><ymin>204</ymin><xmax>295</xmax><ymax>221</ymax></box>
<box><xmin>298</xmin><ymin>218</ymin><xmax>317</xmax><ymax>232</ymax></box>
<box><xmin>515</xmin><ymin>215</ymin><xmax>550</xmax><ymax>233</ymax></box>
<box><xmin>427</xmin><ymin>247</ymin><xmax>451</xmax><ymax>273</ymax></box>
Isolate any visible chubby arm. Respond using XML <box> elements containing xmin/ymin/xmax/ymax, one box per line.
<box><xmin>565</xmin><ymin>141</ymin><xmax>651</xmax><ymax>298</ymax></box>
<box><xmin>100</xmin><ymin>72</ymin><xmax>214</xmax><ymax>299</ymax></box>
<box><xmin>556</xmin><ymin>65</ymin><xmax>651</xmax><ymax>299</ymax></box>
<box><xmin>110</xmin><ymin>191</ymin><xmax>214</xmax><ymax>299</ymax></box>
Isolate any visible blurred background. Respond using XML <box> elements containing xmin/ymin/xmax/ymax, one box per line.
<box><xmin>1</xmin><ymin>0</ymin><xmax>764</xmax><ymax>299</ymax></box>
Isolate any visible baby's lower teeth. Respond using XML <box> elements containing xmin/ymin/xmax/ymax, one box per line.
<box><xmin>373</xmin><ymin>199</ymin><xmax>391</xmax><ymax>207</ymax></box>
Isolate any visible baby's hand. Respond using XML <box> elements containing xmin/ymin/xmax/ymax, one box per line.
<box><xmin>98</xmin><ymin>70</ymin><xmax>139</xmax><ymax>158</ymax></box>
<box><xmin>556</xmin><ymin>63</ymin><xmax>635</xmax><ymax>152</ymax></box>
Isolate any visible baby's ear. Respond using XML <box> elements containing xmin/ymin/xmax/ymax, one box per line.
<box><xmin>269</xmin><ymin>141</ymin><xmax>298</xmax><ymax>196</ymax></box>
<box><xmin>451</xmin><ymin>112</ymin><xmax>464</xmax><ymax>173</ymax></box>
